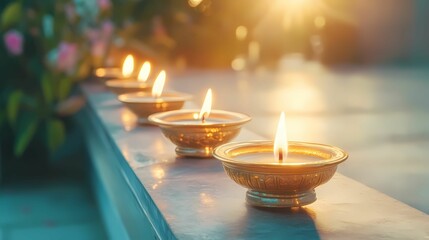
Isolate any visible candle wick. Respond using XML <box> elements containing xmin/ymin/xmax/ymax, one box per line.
<box><xmin>201</xmin><ymin>112</ymin><xmax>206</xmax><ymax>123</ymax></box>
<box><xmin>279</xmin><ymin>148</ymin><xmax>283</xmax><ymax>162</ymax></box>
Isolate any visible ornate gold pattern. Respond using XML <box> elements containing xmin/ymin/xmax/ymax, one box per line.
<box><xmin>223</xmin><ymin>165</ymin><xmax>336</xmax><ymax>193</ymax></box>
<box><xmin>213</xmin><ymin>141</ymin><xmax>348</xmax><ymax>207</ymax></box>
<box><xmin>149</xmin><ymin>110</ymin><xmax>251</xmax><ymax>157</ymax></box>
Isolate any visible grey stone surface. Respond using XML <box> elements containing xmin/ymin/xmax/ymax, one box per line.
<box><xmin>168</xmin><ymin>66</ymin><xmax>429</xmax><ymax>214</ymax></box>
<box><xmin>82</xmin><ymin>66</ymin><xmax>429</xmax><ymax>239</ymax></box>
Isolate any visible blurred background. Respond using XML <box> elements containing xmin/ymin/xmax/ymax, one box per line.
<box><xmin>1</xmin><ymin>0</ymin><xmax>428</xmax><ymax>239</ymax></box>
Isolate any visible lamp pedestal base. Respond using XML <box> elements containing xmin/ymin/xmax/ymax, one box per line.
<box><xmin>246</xmin><ymin>189</ymin><xmax>316</xmax><ymax>208</ymax></box>
<box><xmin>175</xmin><ymin>147</ymin><xmax>213</xmax><ymax>158</ymax></box>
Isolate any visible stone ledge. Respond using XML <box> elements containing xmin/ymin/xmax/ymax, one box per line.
<box><xmin>81</xmin><ymin>82</ymin><xmax>429</xmax><ymax>240</ymax></box>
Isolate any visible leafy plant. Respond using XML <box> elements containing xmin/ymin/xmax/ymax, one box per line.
<box><xmin>0</xmin><ymin>0</ymin><xmax>110</xmax><ymax>157</ymax></box>
<box><xmin>0</xmin><ymin>0</ymin><xmax>228</xmax><ymax>158</ymax></box>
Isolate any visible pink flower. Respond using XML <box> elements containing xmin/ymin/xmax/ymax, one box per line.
<box><xmin>98</xmin><ymin>0</ymin><xmax>111</xmax><ymax>11</ymax></box>
<box><xmin>57</xmin><ymin>42</ymin><xmax>78</xmax><ymax>72</ymax></box>
<box><xmin>4</xmin><ymin>30</ymin><xmax>23</xmax><ymax>56</ymax></box>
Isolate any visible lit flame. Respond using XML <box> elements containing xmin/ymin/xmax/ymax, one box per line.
<box><xmin>138</xmin><ymin>61</ymin><xmax>151</xmax><ymax>82</ymax></box>
<box><xmin>188</xmin><ymin>0</ymin><xmax>203</xmax><ymax>7</ymax></box>
<box><xmin>95</xmin><ymin>68</ymin><xmax>106</xmax><ymax>77</ymax></box>
<box><xmin>152</xmin><ymin>70</ymin><xmax>166</xmax><ymax>98</ymax></box>
<box><xmin>199</xmin><ymin>88</ymin><xmax>212</xmax><ymax>123</ymax></box>
<box><xmin>235</xmin><ymin>26</ymin><xmax>248</xmax><ymax>41</ymax></box>
<box><xmin>122</xmin><ymin>54</ymin><xmax>134</xmax><ymax>78</ymax></box>
<box><xmin>274</xmin><ymin>112</ymin><xmax>288</xmax><ymax>162</ymax></box>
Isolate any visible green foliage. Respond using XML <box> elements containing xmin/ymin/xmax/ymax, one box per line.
<box><xmin>41</xmin><ymin>74</ymin><xmax>54</xmax><ymax>104</ymax></box>
<box><xmin>0</xmin><ymin>0</ymin><xmax>110</xmax><ymax>158</ymax></box>
<box><xmin>1</xmin><ymin>2</ymin><xmax>21</xmax><ymax>29</ymax></box>
<box><xmin>57</xmin><ymin>77</ymin><xmax>72</xmax><ymax>101</ymax></box>
<box><xmin>7</xmin><ymin>90</ymin><xmax>22</xmax><ymax>126</ymax></box>
<box><xmin>0</xmin><ymin>111</ymin><xmax>5</xmax><ymax>127</ymax></box>
<box><xmin>42</xmin><ymin>74</ymin><xmax>73</xmax><ymax>103</ymax></box>
<box><xmin>0</xmin><ymin>0</ymin><xmax>213</xmax><ymax>158</ymax></box>
<box><xmin>14</xmin><ymin>113</ymin><xmax>39</xmax><ymax>157</ymax></box>
<box><xmin>46</xmin><ymin>119</ymin><xmax>65</xmax><ymax>152</ymax></box>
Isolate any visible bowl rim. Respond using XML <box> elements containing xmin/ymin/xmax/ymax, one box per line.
<box><xmin>117</xmin><ymin>91</ymin><xmax>192</xmax><ymax>103</ymax></box>
<box><xmin>213</xmin><ymin>140</ymin><xmax>348</xmax><ymax>168</ymax></box>
<box><xmin>105</xmin><ymin>79</ymin><xmax>151</xmax><ymax>88</ymax></box>
<box><xmin>148</xmin><ymin>109</ymin><xmax>251</xmax><ymax>127</ymax></box>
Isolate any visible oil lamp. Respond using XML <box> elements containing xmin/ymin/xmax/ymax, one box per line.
<box><xmin>213</xmin><ymin>112</ymin><xmax>348</xmax><ymax>207</ymax></box>
<box><xmin>105</xmin><ymin>60</ymin><xmax>152</xmax><ymax>95</ymax></box>
<box><xmin>148</xmin><ymin>89</ymin><xmax>251</xmax><ymax>157</ymax></box>
<box><xmin>94</xmin><ymin>54</ymin><xmax>135</xmax><ymax>80</ymax></box>
<box><xmin>118</xmin><ymin>71</ymin><xmax>191</xmax><ymax>124</ymax></box>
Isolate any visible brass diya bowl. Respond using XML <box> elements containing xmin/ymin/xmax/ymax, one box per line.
<box><xmin>105</xmin><ymin>79</ymin><xmax>152</xmax><ymax>95</ymax></box>
<box><xmin>118</xmin><ymin>92</ymin><xmax>192</xmax><ymax>123</ymax></box>
<box><xmin>213</xmin><ymin>141</ymin><xmax>348</xmax><ymax>208</ymax></box>
<box><xmin>148</xmin><ymin>109</ymin><xmax>251</xmax><ymax>158</ymax></box>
